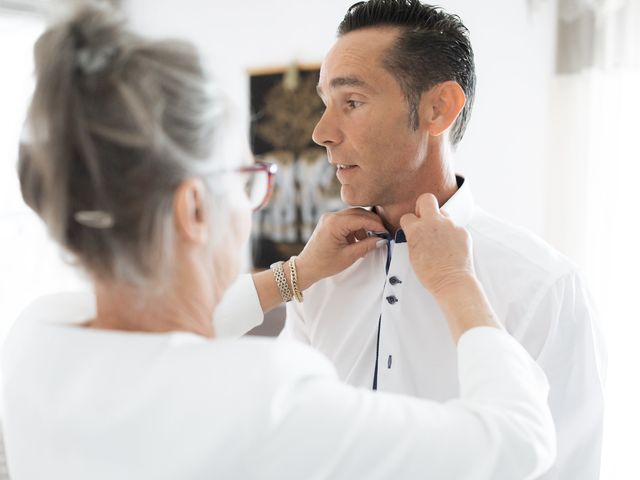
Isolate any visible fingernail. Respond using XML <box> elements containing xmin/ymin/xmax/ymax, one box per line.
<box><xmin>376</xmin><ymin>239</ymin><xmax>387</xmax><ymax>248</ymax></box>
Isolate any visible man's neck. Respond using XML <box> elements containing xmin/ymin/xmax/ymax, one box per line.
<box><xmin>375</xmin><ymin>173</ymin><xmax>459</xmax><ymax>235</ymax></box>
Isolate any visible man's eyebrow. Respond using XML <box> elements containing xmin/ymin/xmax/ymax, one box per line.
<box><xmin>316</xmin><ymin>76</ymin><xmax>372</xmax><ymax>96</ymax></box>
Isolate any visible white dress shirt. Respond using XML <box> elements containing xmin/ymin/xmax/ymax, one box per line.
<box><xmin>281</xmin><ymin>177</ymin><xmax>606</xmax><ymax>480</ymax></box>
<box><xmin>1</xmin><ymin>292</ymin><xmax>554</xmax><ymax>480</ymax></box>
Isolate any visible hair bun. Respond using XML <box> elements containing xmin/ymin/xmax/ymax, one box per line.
<box><xmin>76</xmin><ymin>44</ymin><xmax>119</xmax><ymax>74</ymax></box>
<box><xmin>63</xmin><ymin>2</ymin><xmax>125</xmax><ymax>75</ymax></box>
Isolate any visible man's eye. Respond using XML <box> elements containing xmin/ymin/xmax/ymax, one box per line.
<box><xmin>347</xmin><ymin>100</ymin><xmax>363</xmax><ymax>109</ymax></box>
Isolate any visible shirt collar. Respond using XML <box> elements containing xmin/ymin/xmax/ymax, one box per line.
<box><xmin>441</xmin><ymin>175</ymin><xmax>475</xmax><ymax>229</ymax></box>
<box><xmin>371</xmin><ymin>175</ymin><xmax>475</xmax><ymax>244</ymax></box>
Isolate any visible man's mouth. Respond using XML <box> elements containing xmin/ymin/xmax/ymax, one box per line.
<box><xmin>337</xmin><ymin>164</ymin><xmax>357</xmax><ymax>170</ymax></box>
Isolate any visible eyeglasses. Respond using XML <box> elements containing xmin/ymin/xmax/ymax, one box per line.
<box><xmin>205</xmin><ymin>161</ymin><xmax>277</xmax><ymax>212</ymax></box>
<box><xmin>232</xmin><ymin>161</ymin><xmax>278</xmax><ymax>212</ymax></box>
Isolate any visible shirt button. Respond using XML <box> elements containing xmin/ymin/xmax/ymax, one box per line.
<box><xmin>389</xmin><ymin>276</ymin><xmax>402</xmax><ymax>285</ymax></box>
<box><xmin>386</xmin><ymin>295</ymin><xmax>398</xmax><ymax>305</ymax></box>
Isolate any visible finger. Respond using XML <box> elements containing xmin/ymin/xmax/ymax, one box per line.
<box><xmin>399</xmin><ymin>212</ymin><xmax>418</xmax><ymax>232</ymax></box>
<box><xmin>345</xmin><ymin>236</ymin><xmax>384</xmax><ymax>259</ymax></box>
<box><xmin>354</xmin><ymin>228</ymin><xmax>368</xmax><ymax>241</ymax></box>
<box><xmin>415</xmin><ymin>193</ymin><xmax>439</xmax><ymax>218</ymax></box>
<box><xmin>440</xmin><ymin>208</ymin><xmax>451</xmax><ymax>218</ymax></box>
<box><xmin>335</xmin><ymin>213</ymin><xmax>388</xmax><ymax>238</ymax></box>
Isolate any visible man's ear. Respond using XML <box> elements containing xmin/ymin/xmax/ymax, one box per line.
<box><xmin>173</xmin><ymin>178</ymin><xmax>208</xmax><ymax>244</ymax></box>
<box><xmin>419</xmin><ymin>81</ymin><xmax>466</xmax><ymax>138</ymax></box>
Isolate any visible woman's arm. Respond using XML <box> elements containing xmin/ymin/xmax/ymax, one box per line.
<box><xmin>214</xmin><ymin>208</ymin><xmax>388</xmax><ymax>337</ymax></box>
<box><xmin>254</xmin><ymin>327</ymin><xmax>555</xmax><ymax>480</ymax></box>
<box><xmin>254</xmin><ymin>208</ymin><xmax>388</xmax><ymax>313</ymax></box>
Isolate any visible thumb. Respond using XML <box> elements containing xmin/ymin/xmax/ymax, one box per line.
<box><xmin>345</xmin><ymin>236</ymin><xmax>384</xmax><ymax>259</ymax></box>
<box><xmin>399</xmin><ymin>212</ymin><xmax>417</xmax><ymax>232</ymax></box>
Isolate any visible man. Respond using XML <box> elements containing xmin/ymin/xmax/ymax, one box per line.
<box><xmin>278</xmin><ymin>1</ymin><xmax>605</xmax><ymax>479</ymax></box>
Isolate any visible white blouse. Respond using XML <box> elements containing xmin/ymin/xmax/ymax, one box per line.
<box><xmin>2</xmin><ymin>291</ymin><xmax>554</xmax><ymax>480</ymax></box>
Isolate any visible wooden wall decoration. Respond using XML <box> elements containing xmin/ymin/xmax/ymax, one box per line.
<box><xmin>249</xmin><ymin>64</ymin><xmax>344</xmax><ymax>268</ymax></box>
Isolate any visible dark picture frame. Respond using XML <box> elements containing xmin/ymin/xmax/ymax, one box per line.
<box><xmin>249</xmin><ymin>64</ymin><xmax>344</xmax><ymax>269</ymax></box>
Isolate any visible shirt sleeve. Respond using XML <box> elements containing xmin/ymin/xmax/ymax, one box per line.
<box><xmin>278</xmin><ymin>299</ymin><xmax>311</xmax><ymax>344</ymax></box>
<box><xmin>252</xmin><ymin>327</ymin><xmax>556</xmax><ymax>480</ymax></box>
<box><xmin>213</xmin><ymin>274</ymin><xmax>264</xmax><ymax>338</ymax></box>
<box><xmin>529</xmin><ymin>272</ymin><xmax>606</xmax><ymax>480</ymax></box>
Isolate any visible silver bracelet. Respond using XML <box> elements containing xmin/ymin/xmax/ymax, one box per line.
<box><xmin>270</xmin><ymin>261</ymin><xmax>293</xmax><ymax>303</ymax></box>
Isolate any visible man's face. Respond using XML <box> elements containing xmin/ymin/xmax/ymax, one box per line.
<box><xmin>314</xmin><ymin>27</ymin><xmax>429</xmax><ymax>207</ymax></box>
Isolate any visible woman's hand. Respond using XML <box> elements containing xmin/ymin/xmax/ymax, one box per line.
<box><xmin>400</xmin><ymin>193</ymin><xmax>475</xmax><ymax>296</ymax></box>
<box><xmin>295</xmin><ymin>208</ymin><xmax>388</xmax><ymax>290</ymax></box>
<box><xmin>400</xmin><ymin>193</ymin><xmax>498</xmax><ymax>343</ymax></box>
<box><xmin>251</xmin><ymin>207</ymin><xmax>386</xmax><ymax>314</ymax></box>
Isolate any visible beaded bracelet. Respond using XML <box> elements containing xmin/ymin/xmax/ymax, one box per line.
<box><xmin>270</xmin><ymin>261</ymin><xmax>293</xmax><ymax>303</ymax></box>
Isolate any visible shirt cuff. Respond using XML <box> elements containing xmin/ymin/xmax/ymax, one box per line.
<box><xmin>213</xmin><ymin>273</ymin><xmax>264</xmax><ymax>338</ymax></box>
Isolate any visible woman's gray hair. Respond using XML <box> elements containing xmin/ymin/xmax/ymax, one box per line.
<box><xmin>19</xmin><ymin>3</ymin><xmax>231</xmax><ymax>286</ymax></box>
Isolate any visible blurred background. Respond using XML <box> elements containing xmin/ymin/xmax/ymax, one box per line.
<box><xmin>0</xmin><ymin>0</ymin><xmax>638</xmax><ymax>478</ymax></box>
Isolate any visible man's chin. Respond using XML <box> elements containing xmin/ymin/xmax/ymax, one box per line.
<box><xmin>340</xmin><ymin>186</ymin><xmax>374</xmax><ymax>208</ymax></box>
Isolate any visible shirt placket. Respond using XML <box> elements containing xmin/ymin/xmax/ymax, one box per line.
<box><xmin>371</xmin><ymin>231</ymin><xmax>406</xmax><ymax>391</ymax></box>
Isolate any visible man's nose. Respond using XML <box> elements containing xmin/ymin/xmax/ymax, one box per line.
<box><xmin>312</xmin><ymin>107</ymin><xmax>342</xmax><ymax>147</ymax></box>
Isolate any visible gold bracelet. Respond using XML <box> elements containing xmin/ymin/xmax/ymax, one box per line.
<box><xmin>270</xmin><ymin>261</ymin><xmax>293</xmax><ymax>303</ymax></box>
<box><xmin>288</xmin><ymin>256</ymin><xmax>304</xmax><ymax>303</ymax></box>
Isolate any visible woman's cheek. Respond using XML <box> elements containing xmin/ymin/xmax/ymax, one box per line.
<box><xmin>229</xmin><ymin>190</ymin><xmax>253</xmax><ymax>248</ymax></box>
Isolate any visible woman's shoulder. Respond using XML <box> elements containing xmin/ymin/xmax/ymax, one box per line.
<box><xmin>12</xmin><ymin>291</ymin><xmax>95</xmax><ymax>329</ymax></box>
<box><xmin>2</xmin><ymin>292</ymin><xmax>94</xmax><ymax>366</ymax></box>
<box><xmin>2</xmin><ymin>292</ymin><xmax>340</xmax><ymax>421</ymax></box>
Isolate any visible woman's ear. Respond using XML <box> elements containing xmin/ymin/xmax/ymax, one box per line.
<box><xmin>419</xmin><ymin>81</ymin><xmax>466</xmax><ymax>138</ymax></box>
<box><xmin>173</xmin><ymin>178</ymin><xmax>208</xmax><ymax>244</ymax></box>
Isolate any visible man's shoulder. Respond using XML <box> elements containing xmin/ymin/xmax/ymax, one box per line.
<box><xmin>469</xmin><ymin>208</ymin><xmax>576</xmax><ymax>281</ymax></box>
<box><xmin>467</xmin><ymin>210</ymin><xmax>593</xmax><ymax>355</ymax></box>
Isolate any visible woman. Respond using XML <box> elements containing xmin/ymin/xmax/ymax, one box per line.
<box><xmin>1</xmin><ymin>5</ymin><xmax>555</xmax><ymax>480</ymax></box>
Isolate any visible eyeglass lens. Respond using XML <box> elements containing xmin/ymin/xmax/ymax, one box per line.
<box><xmin>244</xmin><ymin>170</ymin><xmax>269</xmax><ymax>211</ymax></box>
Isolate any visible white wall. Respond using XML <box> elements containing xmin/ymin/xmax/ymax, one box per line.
<box><xmin>126</xmin><ymin>0</ymin><xmax>559</xmax><ymax>241</ymax></box>
<box><xmin>0</xmin><ymin>13</ymin><xmax>90</xmax><ymax>346</ymax></box>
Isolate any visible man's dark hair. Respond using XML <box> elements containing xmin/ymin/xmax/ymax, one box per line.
<box><xmin>338</xmin><ymin>0</ymin><xmax>476</xmax><ymax>146</ymax></box>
